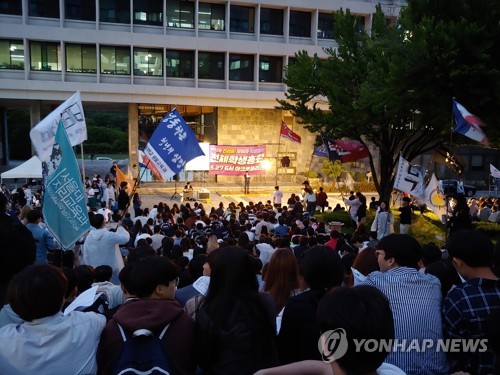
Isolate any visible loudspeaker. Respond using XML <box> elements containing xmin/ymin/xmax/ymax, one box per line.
<box><xmin>281</xmin><ymin>156</ymin><xmax>291</xmax><ymax>167</ymax></box>
<box><xmin>173</xmin><ymin>174</ymin><xmax>179</xmax><ymax>181</ymax></box>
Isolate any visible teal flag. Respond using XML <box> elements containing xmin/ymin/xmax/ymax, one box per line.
<box><xmin>43</xmin><ymin>119</ymin><xmax>90</xmax><ymax>249</ymax></box>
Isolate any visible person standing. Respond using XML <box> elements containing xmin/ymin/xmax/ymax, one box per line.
<box><xmin>399</xmin><ymin>197</ymin><xmax>412</xmax><ymax>234</ymax></box>
<box><xmin>25</xmin><ymin>210</ymin><xmax>55</xmax><ymax>265</ymax></box>
<box><xmin>316</xmin><ymin>187</ymin><xmax>328</xmax><ymax>212</ymax></box>
<box><xmin>272</xmin><ymin>186</ymin><xmax>283</xmax><ymax>208</ymax></box>
<box><xmin>244</xmin><ymin>171</ymin><xmax>251</xmax><ymax>194</ymax></box>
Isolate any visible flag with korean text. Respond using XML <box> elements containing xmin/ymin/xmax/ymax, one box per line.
<box><xmin>42</xmin><ymin>119</ymin><xmax>90</xmax><ymax>249</ymax></box>
<box><xmin>452</xmin><ymin>100</ymin><xmax>488</xmax><ymax>146</ymax></box>
<box><xmin>422</xmin><ymin>173</ymin><xmax>448</xmax><ymax>218</ymax></box>
<box><xmin>280</xmin><ymin>121</ymin><xmax>301</xmax><ymax>143</ymax></box>
<box><xmin>143</xmin><ymin>109</ymin><xmax>204</xmax><ymax>181</ymax></box>
<box><xmin>30</xmin><ymin>92</ymin><xmax>87</xmax><ymax>162</ymax></box>
<box><xmin>313</xmin><ymin>144</ymin><xmax>328</xmax><ymax>158</ymax></box>
<box><xmin>393</xmin><ymin>155</ymin><xmax>425</xmax><ymax>197</ymax></box>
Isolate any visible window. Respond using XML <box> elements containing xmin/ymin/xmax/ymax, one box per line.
<box><xmin>260</xmin><ymin>8</ymin><xmax>283</xmax><ymax>35</ymax></box>
<box><xmin>198</xmin><ymin>52</ymin><xmax>224</xmax><ymax>80</ymax></box>
<box><xmin>0</xmin><ymin>40</ymin><xmax>24</xmax><ymax>69</ymax></box>
<box><xmin>0</xmin><ymin>0</ymin><xmax>22</xmax><ymax>15</ymax></box>
<box><xmin>318</xmin><ymin>12</ymin><xmax>334</xmax><ymax>39</ymax></box>
<box><xmin>65</xmin><ymin>0</ymin><xmax>95</xmax><ymax>21</ymax></box>
<box><xmin>259</xmin><ymin>56</ymin><xmax>282</xmax><ymax>83</ymax></box>
<box><xmin>166</xmin><ymin>0</ymin><xmax>194</xmax><ymax>28</ymax></box>
<box><xmin>470</xmin><ymin>155</ymin><xmax>483</xmax><ymax>171</ymax></box>
<box><xmin>133</xmin><ymin>48</ymin><xmax>162</xmax><ymax>76</ymax></box>
<box><xmin>30</xmin><ymin>41</ymin><xmax>61</xmax><ymax>71</ymax></box>
<box><xmin>199</xmin><ymin>2</ymin><xmax>225</xmax><ymax>31</ymax></box>
<box><xmin>356</xmin><ymin>16</ymin><xmax>366</xmax><ymax>33</ymax></box>
<box><xmin>133</xmin><ymin>0</ymin><xmax>162</xmax><ymax>26</ymax></box>
<box><xmin>29</xmin><ymin>0</ymin><xmax>59</xmax><ymax>18</ymax></box>
<box><xmin>229</xmin><ymin>54</ymin><xmax>253</xmax><ymax>81</ymax></box>
<box><xmin>100</xmin><ymin>0</ymin><xmax>130</xmax><ymax>23</ymax></box>
<box><xmin>230</xmin><ymin>5</ymin><xmax>254</xmax><ymax>33</ymax></box>
<box><xmin>166</xmin><ymin>50</ymin><xmax>194</xmax><ymax>78</ymax></box>
<box><xmin>66</xmin><ymin>44</ymin><xmax>96</xmax><ymax>73</ymax></box>
<box><xmin>100</xmin><ymin>46</ymin><xmax>131</xmax><ymax>75</ymax></box>
<box><xmin>289</xmin><ymin>10</ymin><xmax>311</xmax><ymax>37</ymax></box>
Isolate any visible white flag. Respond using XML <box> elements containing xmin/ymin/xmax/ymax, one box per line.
<box><xmin>393</xmin><ymin>155</ymin><xmax>425</xmax><ymax>197</ymax></box>
<box><xmin>490</xmin><ymin>164</ymin><xmax>500</xmax><ymax>179</ymax></box>
<box><xmin>423</xmin><ymin>174</ymin><xmax>448</xmax><ymax>218</ymax></box>
<box><xmin>30</xmin><ymin>92</ymin><xmax>87</xmax><ymax>162</ymax></box>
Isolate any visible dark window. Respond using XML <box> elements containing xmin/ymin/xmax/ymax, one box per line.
<box><xmin>470</xmin><ymin>155</ymin><xmax>483</xmax><ymax>171</ymax></box>
<box><xmin>66</xmin><ymin>43</ymin><xmax>97</xmax><ymax>73</ymax></box>
<box><xmin>100</xmin><ymin>0</ymin><xmax>130</xmax><ymax>23</ymax></box>
<box><xmin>229</xmin><ymin>54</ymin><xmax>253</xmax><ymax>82</ymax></box>
<box><xmin>259</xmin><ymin>55</ymin><xmax>282</xmax><ymax>83</ymax></box>
<box><xmin>133</xmin><ymin>0</ymin><xmax>162</xmax><ymax>26</ymax></box>
<box><xmin>356</xmin><ymin>16</ymin><xmax>365</xmax><ymax>33</ymax></box>
<box><xmin>0</xmin><ymin>0</ymin><xmax>22</xmax><ymax>15</ymax></box>
<box><xmin>29</xmin><ymin>0</ymin><xmax>59</xmax><ymax>18</ymax></box>
<box><xmin>166</xmin><ymin>0</ymin><xmax>194</xmax><ymax>28</ymax></box>
<box><xmin>230</xmin><ymin>5</ymin><xmax>254</xmax><ymax>33</ymax></box>
<box><xmin>318</xmin><ymin>12</ymin><xmax>334</xmax><ymax>39</ymax></box>
<box><xmin>65</xmin><ymin>0</ymin><xmax>95</xmax><ymax>21</ymax></box>
<box><xmin>166</xmin><ymin>50</ymin><xmax>194</xmax><ymax>78</ymax></box>
<box><xmin>260</xmin><ymin>8</ymin><xmax>283</xmax><ymax>35</ymax></box>
<box><xmin>30</xmin><ymin>41</ymin><xmax>61</xmax><ymax>71</ymax></box>
<box><xmin>199</xmin><ymin>2</ymin><xmax>225</xmax><ymax>31</ymax></box>
<box><xmin>133</xmin><ymin>48</ymin><xmax>163</xmax><ymax>76</ymax></box>
<box><xmin>100</xmin><ymin>46</ymin><xmax>131</xmax><ymax>75</ymax></box>
<box><xmin>0</xmin><ymin>39</ymin><xmax>24</xmax><ymax>69</ymax></box>
<box><xmin>198</xmin><ymin>52</ymin><xmax>224</xmax><ymax>80</ymax></box>
<box><xmin>289</xmin><ymin>10</ymin><xmax>311</xmax><ymax>37</ymax></box>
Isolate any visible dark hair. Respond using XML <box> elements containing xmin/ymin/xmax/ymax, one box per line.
<box><xmin>8</xmin><ymin>265</ymin><xmax>68</xmax><ymax>321</ymax></box>
<box><xmin>352</xmin><ymin>246</ymin><xmax>379</xmax><ymax>276</ymax></box>
<box><xmin>300</xmin><ymin>245</ymin><xmax>344</xmax><ymax>293</ymax></box>
<box><xmin>26</xmin><ymin>209</ymin><xmax>42</xmax><ymax>224</ymax></box>
<box><xmin>376</xmin><ymin>234</ymin><xmax>421</xmax><ymax>269</ymax></box>
<box><xmin>61</xmin><ymin>267</ymin><xmax>78</xmax><ymax>299</ymax></box>
<box><xmin>73</xmin><ymin>265</ymin><xmax>95</xmax><ymax>294</ymax></box>
<box><xmin>90</xmin><ymin>213</ymin><xmax>105</xmax><ymax>229</ymax></box>
<box><xmin>94</xmin><ymin>265</ymin><xmax>113</xmax><ymax>282</ymax></box>
<box><xmin>123</xmin><ymin>256</ymin><xmax>179</xmax><ymax>298</ymax></box>
<box><xmin>317</xmin><ymin>286</ymin><xmax>394</xmax><ymax>374</ymax></box>
<box><xmin>447</xmin><ymin>229</ymin><xmax>494</xmax><ymax>267</ymax></box>
<box><xmin>421</xmin><ymin>242</ymin><xmax>442</xmax><ymax>267</ymax></box>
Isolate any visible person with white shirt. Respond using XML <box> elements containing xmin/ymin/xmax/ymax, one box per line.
<box><xmin>272</xmin><ymin>186</ymin><xmax>284</xmax><ymax>208</ymax></box>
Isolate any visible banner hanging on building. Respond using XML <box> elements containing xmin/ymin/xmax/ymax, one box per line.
<box><xmin>209</xmin><ymin>145</ymin><xmax>266</xmax><ymax>175</ymax></box>
<box><xmin>43</xmin><ymin>119</ymin><xmax>90</xmax><ymax>249</ymax></box>
<box><xmin>30</xmin><ymin>92</ymin><xmax>87</xmax><ymax>162</ymax></box>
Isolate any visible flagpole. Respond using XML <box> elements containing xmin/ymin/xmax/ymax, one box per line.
<box><xmin>80</xmin><ymin>143</ymin><xmax>85</xmax><ymax>182</ymax></box>
<box><xmin>120</xmin><ymin>160</ymin><xmax>150</xmax><ymax>221</ymax></box>
<box><xmin>276</xmin><ymin>123</ymin><xmax>282</xmax><ymax>186</ymax></box>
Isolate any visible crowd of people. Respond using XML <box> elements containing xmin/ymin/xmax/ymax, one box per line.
<box><xmin>0</xmin><ymin>180</ymin><xmax>499</xmax><ymax>374</ymax></box>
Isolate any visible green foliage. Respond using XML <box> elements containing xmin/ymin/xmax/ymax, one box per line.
<box><xmin>316</xmin><ymin>210</ymin><xmax>352</xmax><ymax>227</ymax></box>
<box><xmin>321</xmin><ymin>159</ymin><xmax>344</xmax><ymax>183</ymax></box>
<box><xmin>472</xmin><ymin>221</ymin><xmax>500</xmax><ymax>237</ymax></box>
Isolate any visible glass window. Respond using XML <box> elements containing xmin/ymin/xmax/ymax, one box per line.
<box><xmin>198</xmin><ymin>52</ymin><xmax>224</xmax><ymax>80</ymax></box>
<box><xmin>230</xmin><ymin>5</ymin><xmax>254</xmax><ymax>33</ymax></box>
<box><xmin>0</xmin><ymin>40</ymin><xmax>24</xmax><ymax>69</ymax></box>
<box><xmin>100</xmin><ymin>46</ymin><xmax>131</xmax><ymax>75</ymax></box>
<box><xmin>289</xmin><ymin>10</ymin><xmax>311</xmax><ymax>37</ymax></box>
<box><xmin>260</xmin><ymin>8</ymin><xmax>283</xmax><ymax>35</ymax></box>
<box><xmin>65</xmin><ymin>0</ymin><xmax>95</xmax><ymax>21</ymax></box>
<box><xmin>166</xmin><ymin>0</ymin><xmax>194</xmax><ymax>28</ymax></box>
<box><xmin>66</xmin><ymin>44</ymin><xmax>96</xmax><ymax>73</ymax></box>
<box><xmin>0</xmin><ymin>0</ymin><xmax>22</xmax><ymax>15</ymax></box>
<box><xmin>133</xmin><ymin>48</ymin><xmax>162</xmax><ymax>76</ymax></box>
<box><xmin>229</xmin><ymin>54</ymin><xmax>253</xmax><ymax>82</ymax></box>
<box><xmin>166</xmin><ymin>50</ymin><xmax>194</xmax><ymax>78</ymax></box>
<box><xmin>318</xmin><ymin>12</ymin><xmax>334</xmax><ymax>39</ymax></box>
<box><xmin>133</xmin><ymin>0</ymin><xmax>162</xmax><ymax>26</ymax></box>
<box><xmin>29</xmin><ymin>0</ymin><xmax>59</xmax><ymax>18</ymax></box>
<box><xmin>470</xmin><ymin>155</ymin><xmax>483</xmax><ymax>171</ymax></box>
<box><xmin>259</xmin><ymin>56</ymin><xmax>282</xmax><ymax>83</ymax></box>
<box><xmin>356</xmin><ymin>16</ymin><xmax>366</xmax><ymax>33</ymax></box>
<box><xmin>30</xmin><ymin>41</ymin><xmax>61</xmax><ymax>71</ymax></box>
<box><xmin>100</xmin><ymin>0</ymin><xmax>130</xmax><ymax>23</ymax></box>
<box><xmin>199</xmin><ymin>2</ymin><xmax>225</xmax><ymax>31</ymax></box>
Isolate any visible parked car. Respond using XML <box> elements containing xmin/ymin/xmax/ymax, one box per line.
<box><xmin>96</xmin><ymin>157</ymin><xmax>113</xmax><ymax>161</ymax></box>
<box><xmin>439</xmin><ymin>179</ymin><xmax>476</xmax><ymax>197</ymax></box>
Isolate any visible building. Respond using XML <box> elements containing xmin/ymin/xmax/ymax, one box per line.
<box><xmin>0</xmin><ymin>0</ymin><xmax>404</xmax><ymax>183</ymax></box>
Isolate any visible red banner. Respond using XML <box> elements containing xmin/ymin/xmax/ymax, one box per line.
<box><xmin>280</xmin><ymin>121</ymin><xmax>301</xmax><ymax>143</ymax></box>
<box><xmin>209</xmin><ymin>145</ymin><xmax>266</xmax><ymax>175</ymax></box>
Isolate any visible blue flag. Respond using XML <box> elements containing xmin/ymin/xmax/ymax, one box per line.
<box><xmin>43</xmin><ymin>119</ymin><xmax>90</xmax><ymax>249</ymax></box>
<box><xmin>313</xmin><ymin>144</ymin><xmax>328</xmax><ymax>158</ymax></box>
<box><xmin>143</xmin><ymin>109</ymin><xmax>205</xmax><ymax>180</ymax></box>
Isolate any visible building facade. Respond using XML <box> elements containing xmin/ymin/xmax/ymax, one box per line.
<box><xmin>0</xmin><ymin>0</ymin><xmax>404</xmax><ymax>183</ymax></box>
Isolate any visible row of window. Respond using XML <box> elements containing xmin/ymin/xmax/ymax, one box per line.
<box><xmin>0</xmin><ymin>0</ymin><xmax>368</xmax><ymax>38</ymax></box>
<box><xmin>0</xmin><ymin>39</ymin><xmax>284</xmax><ymax>82</ymax></box>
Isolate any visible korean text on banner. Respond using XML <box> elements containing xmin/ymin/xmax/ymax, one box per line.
<box><xmin>142</xmin><ymin>109</ymin><xmax>204</xmax><ymax>181</ymax></box>
<box><xmin>30</xmin><ymin>92</ymin><xmax>87</xmax><ymax>162</ymax></box>
<box><xmin>280</xmin><ymin>121</ymin><xmax>301</xmax><ymax>143</ymax></box>
<box><xmin>393</xmin><ymin>155</ymin><xmax>425</xmax><ymax>197</ymax></box>
<box><xmin>209</xmin><ymin>145</ymin><xmax>266</xmax><ymax>175</ymax></box>
<box><xmin>43</xmin><ymin>120</ymin><xmax>90</xmax><ymax>249</ymax></box>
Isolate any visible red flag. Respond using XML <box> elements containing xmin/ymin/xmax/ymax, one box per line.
<box><xmin>326</xmin><ymin>138</ymin><xmax>369</xmax><ymax>163</ymax></box>
<box><xmin>280</xmin><ymin>121</ymin><xmax>301</xmax><ymax>144</ymax></box>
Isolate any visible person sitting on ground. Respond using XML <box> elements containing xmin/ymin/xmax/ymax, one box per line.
<box><xmin>92</xmin><ymin>265</ymin><xmax>125</xmax><ymax>310</ymax></box>
<box><xmin>0</xmin><ymin>264</ymin><xmax>106</xmax><ymax>374</ymax></box>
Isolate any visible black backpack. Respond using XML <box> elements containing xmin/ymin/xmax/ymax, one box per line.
<box><xmin>114</xmin><ymin>323</ymin><xmax>172</xmax><ymax>375</ymax></box>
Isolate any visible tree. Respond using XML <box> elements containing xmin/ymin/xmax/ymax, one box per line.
<box><xmin>321</xmin><ymin>159</ymin><xmax>346</xmax><ymax>191</ymax></box>
<box><xmin>278</xmin><ymin>2</ymin><xmax>500</xmax><ymax>205</ymax></box>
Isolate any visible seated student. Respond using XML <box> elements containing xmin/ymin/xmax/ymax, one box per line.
<box><xmin>255</xmin><ymin>285</ymin><xmax>404</xmax><ymax>375</ymax></box>
<box><xmin>92</xmin><ymin>265</ymin><xmax>125</xmax><ymax>310</ymax></box>
<box><xmin>97</xmin><ymin>256</ymin><xmax>195</xmax><ymax>374</ymax></box>
<box><xmin>0</xmin><ymin>264</ymin><xmax>106</xmax><ymax>375</ymax></box>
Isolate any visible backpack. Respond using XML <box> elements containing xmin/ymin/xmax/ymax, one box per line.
<box><xmin>114</xmin><ymin>323</ymin><xmax>172</xmax><ymax>375</ymax></box>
